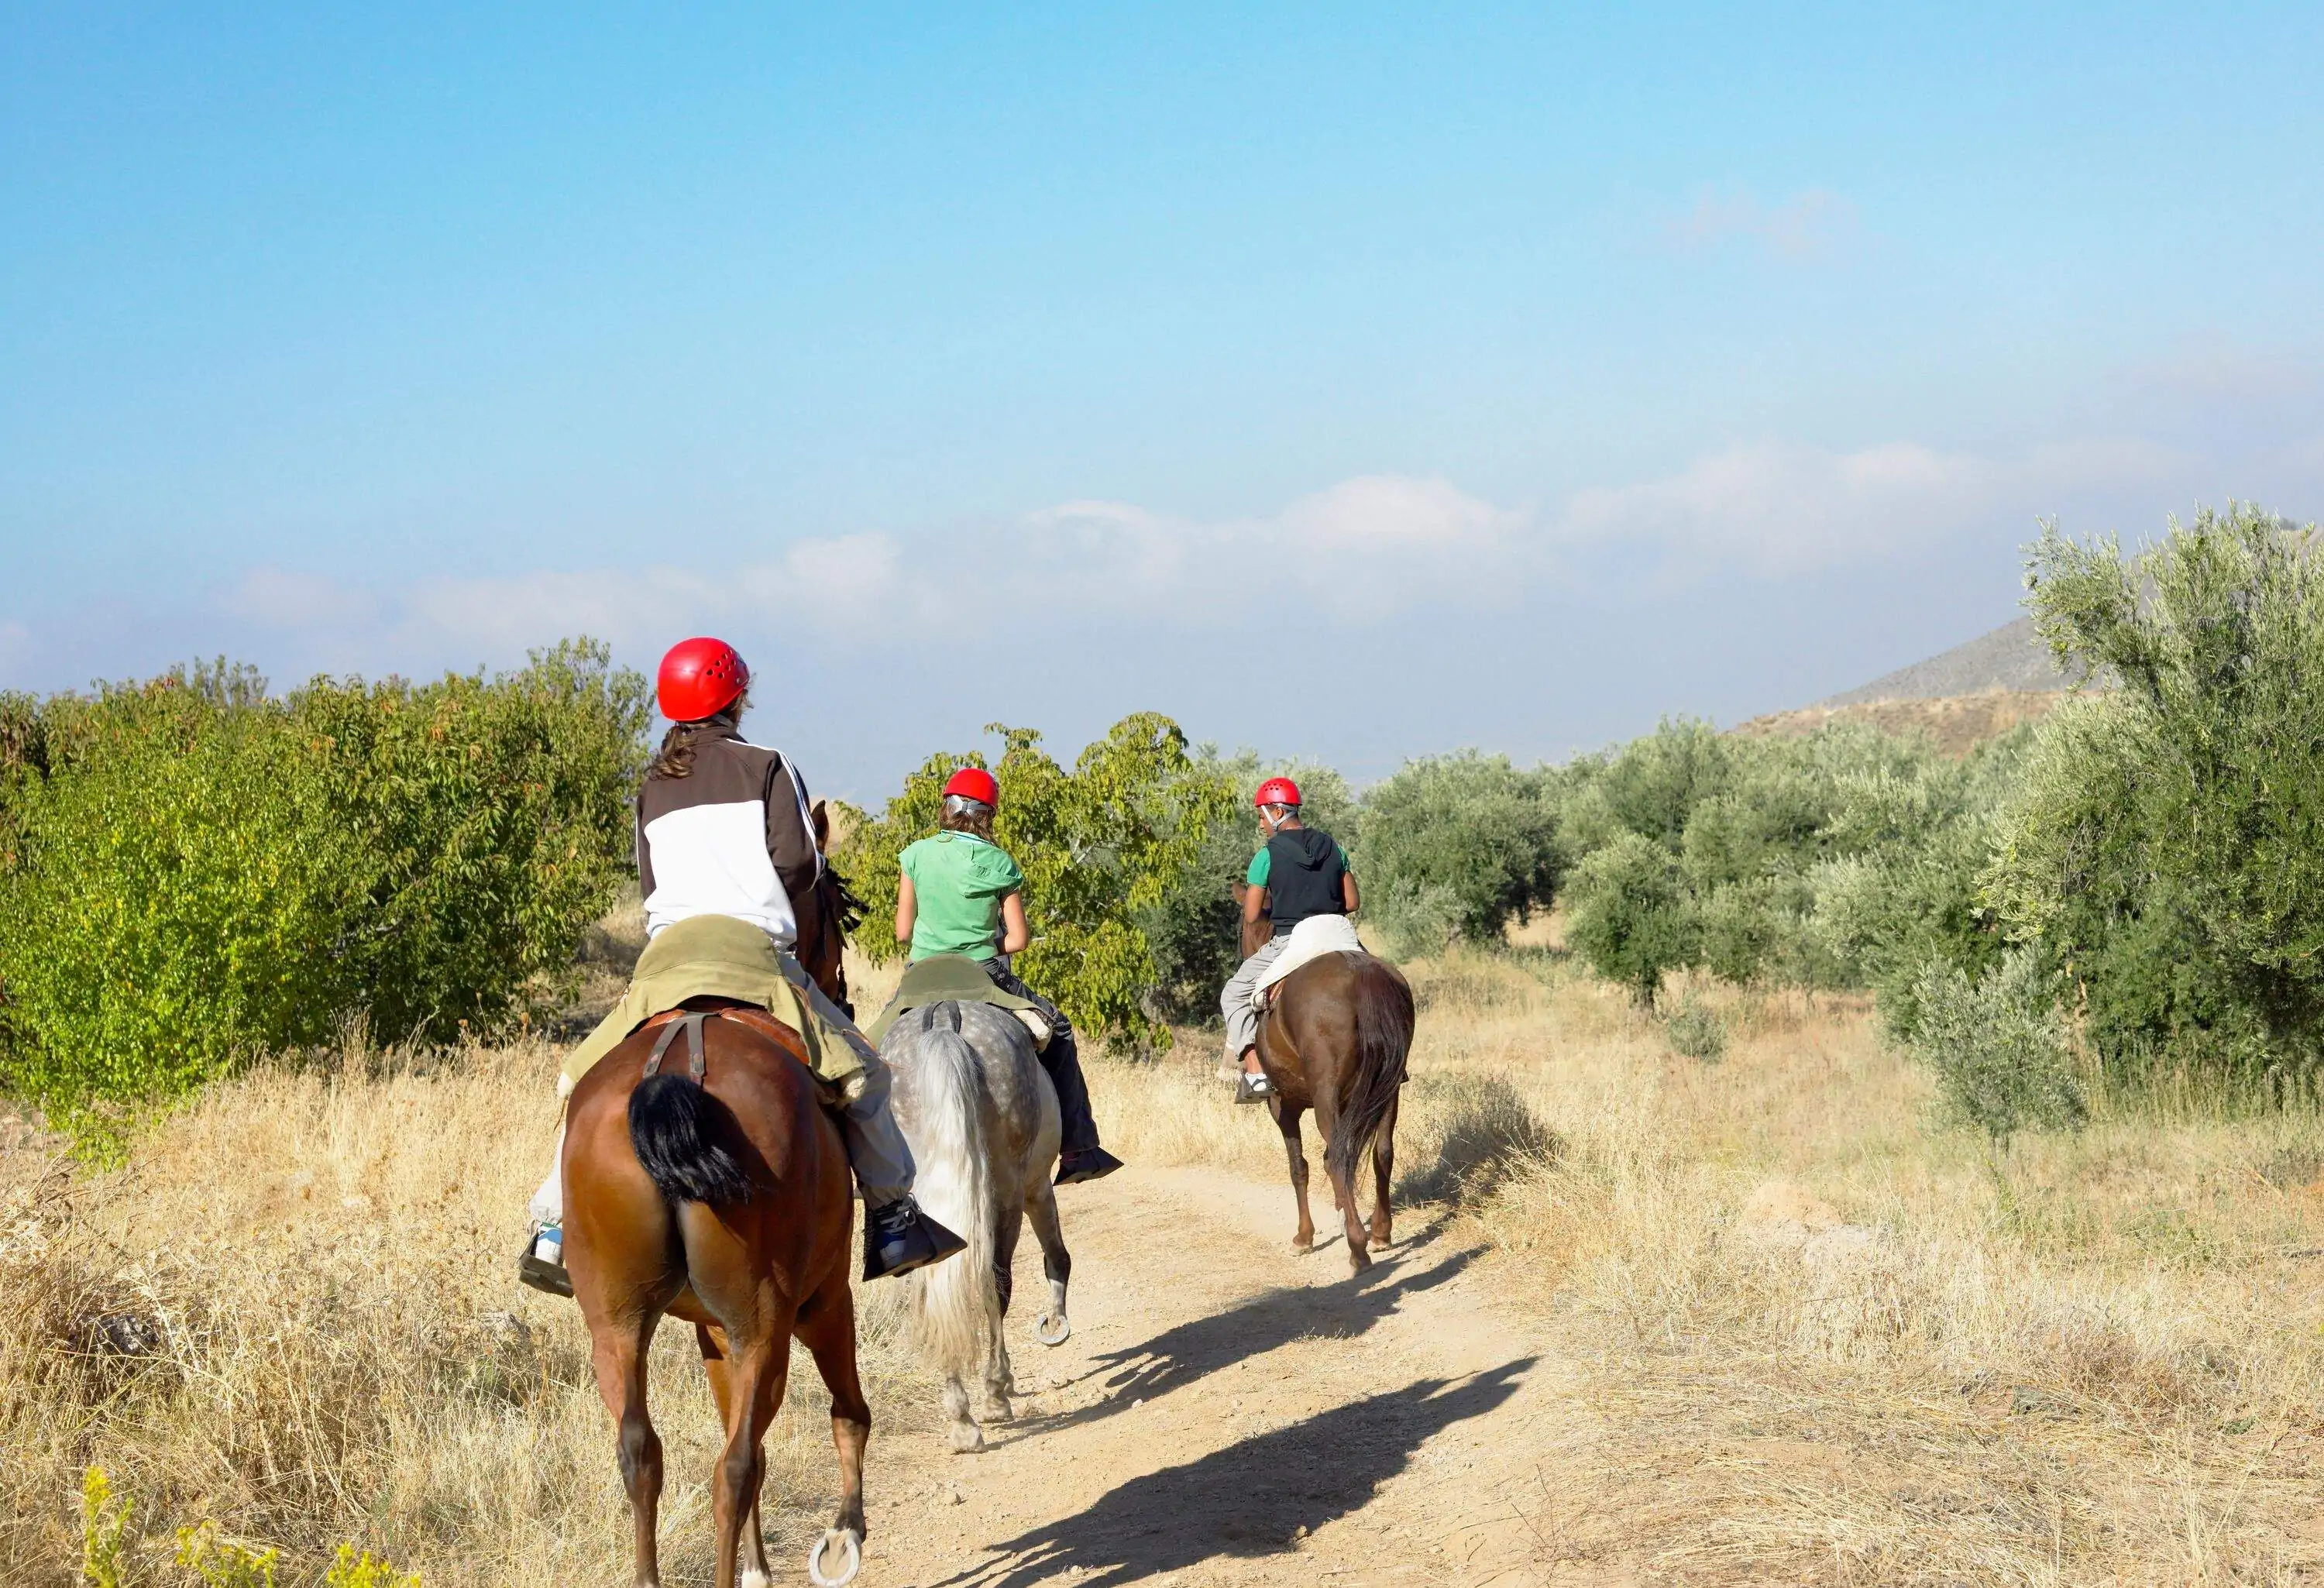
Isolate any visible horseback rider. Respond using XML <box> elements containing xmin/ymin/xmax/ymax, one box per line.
<box><xmin>521</xmin><ymin>637</ymin><xmax>967</xmax><ymax>1295</ymax></box>
<box><xmin>892</xmin><ymin>767</ymin><xmax>1124</xmax><ymax>1185</ymax></box>
<box><xmin>1222</xmin><ymin>776</ymin><xmax>1359</xmax><ymax>1103</ymax></box>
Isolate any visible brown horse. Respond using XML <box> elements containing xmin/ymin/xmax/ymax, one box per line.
<box><xmin>563</xmin><ymin>808</ymin><xmax>875</xmax><ymax>1588</ymax></box>
<box><xmin>1242</xmin><ymin>900</ymin><xmax>1417</xmax><ymax>1274</ymax></box>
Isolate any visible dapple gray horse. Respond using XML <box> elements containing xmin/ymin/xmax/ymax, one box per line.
<box><xmin>882</xmin><ymin>1001</ymin><xmax>1074</xmax><ymax>1453</ymax></box>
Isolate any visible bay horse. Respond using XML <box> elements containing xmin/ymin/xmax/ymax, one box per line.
<box><xmin>1241</xmin><ymin>897</ymin><xmax>1417</xmax><ymax>1274</ymax></box>
<box><xmin>562</xmin><ymin>802</ymin><xmax>875</xmax><ymax>1588</ymax></box>
<box><xmin>882</xmin><ymin>1001</ymin><xmax>1072</xmax><ymax>1453</ymax></box>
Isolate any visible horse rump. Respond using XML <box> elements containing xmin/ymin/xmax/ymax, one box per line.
<box><xmin>1323</xmin><ymin>956</ymin><xmax>1415</xmax><ymax>1187</ymax></box>
<box><xmin>628</xmin><ymin>1073</ymin><xmax>756</xmax><ymax>1205</ymax></box>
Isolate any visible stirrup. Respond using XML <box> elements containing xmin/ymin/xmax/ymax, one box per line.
<box><xmin>1236</xmin><ymin>1071</ymin><xmax>1273</xmax><ymax>1105</ymax></box>
<box><xmin>862</xmin><ymin>1201</ymin><xmax>967</xmax><ymax>1281</ymax></box>
<box><xmin>517</xmin><ymin>1225</ymin><xmax>572</xmax><ymax>1298</ymax></box>
<box><xmin>1054</xmin><ymin>1146</ymin><xmax>1123</xmax><ymax>1186</ymax></box>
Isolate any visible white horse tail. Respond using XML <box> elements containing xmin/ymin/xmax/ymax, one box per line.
<box><xmin>902</xmin><ymin>1008</ymin><xmax>995</xmax><ymax>1381</ymax></box>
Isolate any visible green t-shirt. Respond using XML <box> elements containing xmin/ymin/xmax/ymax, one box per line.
<box><xmin>1245</xmin><ymin>840</ymin><xmax>1353</xmax><ymax>888</ymax></box>
<box><xmin>900</xmin><ymin>832</ymin><xmax>1026</xmax><ymax>961</ymax></box>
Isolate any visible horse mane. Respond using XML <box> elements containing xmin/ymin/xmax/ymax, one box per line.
<box><xmin>1324</xmin><ymin>956</ymin><xmax>1415</xmax><ymax>1188</ymax></box>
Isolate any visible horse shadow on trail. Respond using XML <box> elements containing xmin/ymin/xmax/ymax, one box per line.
<box><xmin>933</xmin><ymin>1359</ymin><xmax>1535</xmax><ymax>1587</ymax></box>
<box><xmin>1002</xmin><ymin>1228</ymin><xmax>1478</xmax><ymax>1444</ymax></box>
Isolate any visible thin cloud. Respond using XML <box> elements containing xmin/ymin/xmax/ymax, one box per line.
<box><xmin>1557</xmin><ymin>437</ymin><xmax>2185</xmax><ymax>569</ymax></box>
<box><xmin>1669</xmin><ymin>187</ymin><xmax>1858</xmax><ymax>261</ymax></box>
<box><xmin>20</xmin><ymin>443</ymin><xmax>2214</xmax><ymax>691</ymax></box>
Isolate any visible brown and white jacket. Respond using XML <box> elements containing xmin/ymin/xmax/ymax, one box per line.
<box><xmin>636</xmin><ymin>729</ymin><xmax>822</xmax><ymax>946</ymax></box>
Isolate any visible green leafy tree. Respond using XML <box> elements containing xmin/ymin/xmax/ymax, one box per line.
<box><xmin>1564</xmin><ymin>830</ymin><xmax>1697</xmax><ymax>1006</ymax></box>
<box><xmin>1906</xmin><ymin>947</ymin><xmax>2085</xmax><ymax>1146</ymax></box>
<box><xmin>837</xmin><ymin>713</ymin><xmax>1238</xmax><ymax>1048</ymax></box>
<box><xmin>1989</xmin><ymin>504</ymin><xmax>2324</xmax><ymax>1081</ymax></box>
<box><xmin>1358</xmin><ymin>751</ymin><xmax>1561</xmax><ymax>957</ymax></box>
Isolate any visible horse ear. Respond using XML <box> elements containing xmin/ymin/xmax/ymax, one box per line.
<box><xmin>811</xmin><ymin>799</ymin><xmax>830</xmax><ymax>848</ymax></box>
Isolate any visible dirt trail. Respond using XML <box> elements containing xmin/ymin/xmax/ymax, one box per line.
<box><xmin>844</xmin><ymin>1167</ymin><xmax>1569</xmax><ymax>1588</ymax></box>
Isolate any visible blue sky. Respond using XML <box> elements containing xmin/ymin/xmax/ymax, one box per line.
<box><xmin>5</xmin><ymin>4</ymin><xmax>2322</xmax><ymax>795</ymax></box>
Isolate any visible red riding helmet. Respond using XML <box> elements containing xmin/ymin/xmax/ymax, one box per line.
<box><xmin>943</xmin><ymin>766</ymin><xmax>1000</xmax><ymax>807</ymax></box>
<box><xmin>1253</xmin><ymin>775</ymin><xmax>1302</xmax><ymax>809</ymax></box>
<box><xmin>657</xmin><ymin>637</ymin><xmax>749</xmax><ymax>723</ymax></box>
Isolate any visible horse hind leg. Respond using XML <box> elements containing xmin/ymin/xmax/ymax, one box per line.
<box><xmin>1274</xmin><ymin>1101</ymin><xmax>1315</xmax><ymax>1251</ymax></box>
<box><xmin>1369</xmin><ymin>1091</ymin><xmax>1400</xmax><ymax>1249</ymax></box>
<box><xmin>697</xmin><ymin>1324</ymin><xmax>775</xmax><ymax>1588</ymax></box>
<box><xmin>708</xmin><ymin>1318</ymin><xmax>789</xmax><ymax>1588</ymax></box>
<box><xmin>588</xmin><ymin>1310</ymin><xmax>665</xmax><ymax>1588</ymax></box>
<box><xmin>982</xmin><ymin>1202</ymin><xmax>1025</xmax><ymax>1421</ymax></box>
<box><xmin>1026</xmin><ymin>1181</ymin><xmax>1072</xmax><ymax>1346</ymax></box>
<box><xmin>796</xmin><ymin>1271</ymin><xmax>871</xmax><ymax>1584</ymax></box>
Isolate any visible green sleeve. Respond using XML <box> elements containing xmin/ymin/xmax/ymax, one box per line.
<box><xmin>1339</xmin><ymin>843</ymin><xmax>1353</xmax><ymax>875</ymax></box>
<box><xmin>997</xmin><ymin>847</ymin><xmax>1026</xmax><ymax>892</ymax></box>
<box><xmin>898</xmin><ymin>840</ymin><xmax>920</xmax><ymax>885</ymax></box>
<box><xmin>1246</xmin><ymin>849</ymin><xmax>1271</xmax><ymax>887</ymax></box>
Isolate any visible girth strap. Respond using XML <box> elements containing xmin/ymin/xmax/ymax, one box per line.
<box><xmin>644</xmin><ymin>1011</ymin><xmax>707</xmax><ymax>1081</ymax></box>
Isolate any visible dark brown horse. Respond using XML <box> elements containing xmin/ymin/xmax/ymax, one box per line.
<box><xmin>563</xmin><ymin>806</ymin><xmax>875</xmax><ymax>1588</ymax></box>
<box><xmin>1241</xmin><ymin>899</ymin><xmax>1417</xmax><ymax>1273</ymax></box>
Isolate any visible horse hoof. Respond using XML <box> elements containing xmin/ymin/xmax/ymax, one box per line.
<box><xmin>948</xmin><ymin>1422</ymin><xmax>985</xmax><ymax>1454</ymax></box>
<box><xmin>807</xmin><ymin>1528</ymin><xmax>862</xmax><ymax>1588</ymax></box>
<box><xmin>1037</xmin><ymin>1313</ymin><xmax>1071</xmax><ymax>1346</ymax></box>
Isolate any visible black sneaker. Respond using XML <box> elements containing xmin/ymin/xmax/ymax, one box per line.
<box><xmin>1054</xmin><ymin>1146</ymin><xmax>1123</xmax><ymax>1187</ymax></box>
<box><xmin>862</xmin><ymin>1197</ymin><xmax>968</xmax><ymax>1281</ymax></box>
<box><xmin>517</xmin><ymin>1224</ymin><xmax>573</xmax><ymax>1298</ymax></box>
<box><xmin>1236</xmin><ymin>1071</ymin><xmax>1273</xmax><ymax>1105</ymax></box>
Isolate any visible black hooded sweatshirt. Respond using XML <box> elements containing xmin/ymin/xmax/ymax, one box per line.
<box><xmin>1263</xmin><ymin>827</ymin><xmax>1348</xmax><ymax>938</ymax></box>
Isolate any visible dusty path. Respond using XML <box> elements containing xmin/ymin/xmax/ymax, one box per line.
<box><xmin>842</xmin><ymin>1167</ymin><xmax>1568</xmax><ymax>1588</ymax></box>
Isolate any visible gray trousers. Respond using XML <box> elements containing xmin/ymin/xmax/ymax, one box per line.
<box><xmin>531</xmin><ymin>950</ymin><xmax>916</xmax><ymax>1224</ymax></box>
<box><xmin>1221</xmin><ymin>937</ymin><xmax>1287</xmax><ymax>1065</ymax></box>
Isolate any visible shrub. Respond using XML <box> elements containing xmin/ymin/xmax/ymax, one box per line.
<box><xmin>1906</xmin><ymin>948</ymin><xmax>2085</xmax><ymax>1144</ymax></box>
<box><xmin>836</xmin><ymin>714</ymin><xmax>1238</xmax><ymax>1047</ymax></box>
<box><xmin>1990</xmin><ymin>505</ymin><xmax>2324</xmax><ymax>1082</ymax></box>
<box><xmin>1663</xmin><ymin>996</ymin><xmax>1728</xmax><ymax>1061</ymax></box>
<box><xmin>1358</xmin><ymin>751</ymin><xmax>1561</xmax><ymax>957</ymax></box>
<box><xmin>0</xmin><ymin>644</ymin><xmax>648</xmax><ymax>1133</ymax></box>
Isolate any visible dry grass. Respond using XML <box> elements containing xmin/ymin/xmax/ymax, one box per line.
<box><xmin>9</xmin><ymin>940</ymin><xmax>2324</xmax><ymax>1583</ymax></box>
<box><xmin>0</xmin><ymin>1026</ymin><xmax>933</xmax><ymax>1587</ymax></box>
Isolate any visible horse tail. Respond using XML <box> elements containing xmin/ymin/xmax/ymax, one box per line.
<box><xmin>902</xmin><ymin>1006</ymin><xmax>995</xmax><ymax>1380</ymax></box>
<box><xmin>1325</xmin><ymin>956</ymin><xmax>1415</xmax><ymax>1188</ymax></box>
<box><xmin>628</xmin><ymin>1073</ymin><xmax>756</xmax><ymax>1206</ymax></box>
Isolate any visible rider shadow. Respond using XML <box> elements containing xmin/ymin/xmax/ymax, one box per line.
<box><xmin>933</xmin><ymin>1359</ymin><xmax>1535</xmax><ymax>1588</ymax></box>
<box><xmin>1006</xmin><ymin>1232</ymin><xmax>1478</xmax><ymax>1444</ymax></box>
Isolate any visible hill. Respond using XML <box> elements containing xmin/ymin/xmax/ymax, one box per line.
<box><xmin>1734</xmin><ymin>617</ymin><xmax>2095</xmax><ymax>755</ymax></box>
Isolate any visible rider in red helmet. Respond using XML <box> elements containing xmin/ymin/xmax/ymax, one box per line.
<box><xmin>522</xmin><ymin>638</ymin><xmax>964</xmax><ymax>1295</ymax></box>
<box><xmin>892</xmin><ymin>767</ymin><xmax>1122</xmax><ymax>1184</ymax></box>
<box><xmin>1222</xmin><ymin>775</ymin><xmax>1359</xmax><ymax>1102</ymax></box>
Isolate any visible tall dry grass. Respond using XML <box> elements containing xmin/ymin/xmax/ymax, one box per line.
<box><xmin>0</xmin><ymin>1025</ymin><xmax>933</xmax><ymax>1587</ymax></box>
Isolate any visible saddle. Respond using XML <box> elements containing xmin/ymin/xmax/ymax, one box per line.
<box><xmin>635</xmin><ymin>997</ymin><xmax>816</xmax><ymax>1079</ymax></box>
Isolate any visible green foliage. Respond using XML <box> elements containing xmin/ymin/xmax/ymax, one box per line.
<box><xmin>1356</xmin><ymin>751</ymin><xmax>1561</xmax><ymax>957</ymax></box>
<box><xmin>323</xmin><ymin>1544</ymin><xmax>421</xmax><ymax>1588</ymax></box>
<box><xmin>1989</xmin><ymin>505</ymin><xmax>2324</xmax><ymax>1082</ymax></box>
<box><xmin>1565</xmin><ymin>831</ymin><xmax>1694</xmax><ymax>1006</ymax></box>
<box><xmin>177</xmin><ymin>1522</ymin><xmax>280</xmax><ymax>1586</ymax></box>
<box><xmin>1906</xmin><ymin>948</ymin><xmax>2086</xmax><ymax>1144</ymax></box>
<box><xmin>837</xmin><ymin>714</ymin><xmax>1238</xmax><ymax>1047</ymax></box>
<box><xmin>82</xmin><ymin>1466</ymin><xmax>129</xmax><ymax>1588</ymax></box>
<box><xmin>1135</xmin><ymin>752</ymin><xmax>1357</xmax><ymax>1024</ymax></box>
<box><xmin>1662</xmin><ymin>995</ymin><xmax>1728</xmax><ymax>1061</ymax></box>
<box><xmin>0</xmin><ymin>644</ymin><xmax>648</xmax><ymax>1134</ymax></box>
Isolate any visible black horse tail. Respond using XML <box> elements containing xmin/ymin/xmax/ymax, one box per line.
<box><xmin>628</xmin><ymin>1074</ymin><xmax>756</xmax><ymax>1206</ymax></box>
<box><xmin>1325</xmin><ymin>957</ymin><xmax>1416</xmax><ymax>1188</ymax></box>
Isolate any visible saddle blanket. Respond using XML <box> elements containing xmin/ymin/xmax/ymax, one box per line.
<box><xmin>1250</xmin><ymin>914</ymin><xmax>1367</xmax><ymax>1009</ymax></box>
<box><xmin>863</xmin><ymin>951</ymin><xmax>1050</xmax><ymax>1049</ymax></box>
